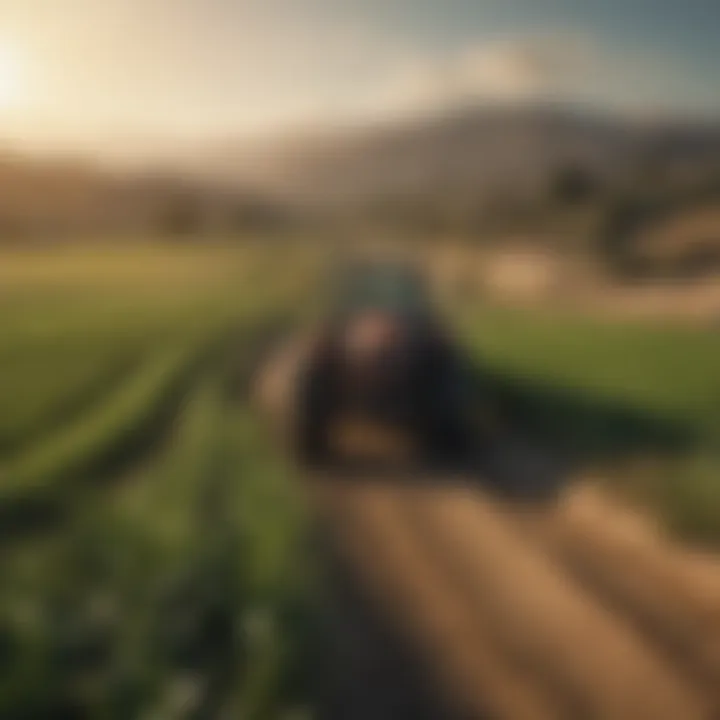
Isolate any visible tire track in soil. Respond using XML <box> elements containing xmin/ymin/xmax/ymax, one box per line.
<box><xmin>311</xmin><ymin>477</ymin><xmax>717</xmax><ymax>720</ymax></box>
<box><xmin>408</xmin><ymin>484</ymin><xmax>708</xmax><ymax>719</ymax></box>
<box><xmin>312</xmin><ymin>518</ymin><xmax>455</xmax><ymax>720</ymax></box>
<box><xmin>311</xmin><ymin>479</ymin><xmax>564</xmax><ymax>720</ymax></box>
<box><xmin>505</xmin><ymin>482</ymin><xmax>720</xmax><ymax>712</ymax></box>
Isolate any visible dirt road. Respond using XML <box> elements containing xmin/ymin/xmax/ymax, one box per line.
<box><xmin>253</xmin><ymin>335</ymin><xmax>720</xmax><ymax>719</ymax></box>
<box><xmin>310</xmin><ymin>471</ymin><xmax>720</xmax><ymax>720</ymax></box>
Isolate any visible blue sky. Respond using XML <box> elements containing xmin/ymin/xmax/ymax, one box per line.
<box><xmin>0</xmin><ymin>0</ymin><xmax>717</xmax><ymax>156</ymax></box>
<box><xmin>241</xmin><ymin>0</ymin><xmax>719</xmax><ymax>112</ymax></box>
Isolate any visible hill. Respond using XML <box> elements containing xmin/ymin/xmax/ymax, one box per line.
<box><xmin>179</xmin><ymin>104</ymin><xmax>720</xmax><ymax>208</ymax></box>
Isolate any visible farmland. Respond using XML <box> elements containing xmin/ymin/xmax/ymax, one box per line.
<box><xmin>1</xmin><ymin>241</ymin><xmax>719</xmax><ymax>717</ymax></box>
<box><xmin>455</xmin><ymin>303</ymin><xmax>720</xmax><ymax>542</ymax></box>
<box><xmin>0</xmin><ymin>243</ymin><xmax>319</xmax><ymax>718</ymax></box>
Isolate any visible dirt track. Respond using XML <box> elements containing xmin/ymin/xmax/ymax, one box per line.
<box><xmin>310</xmin><ymin>472</ymin><xmax>720</xmax><ymax>720</ymax></box>
<box><xmin>254</xmin><ymin>335</ymin><xmax>720</xmax><ymax>719</ymax></box>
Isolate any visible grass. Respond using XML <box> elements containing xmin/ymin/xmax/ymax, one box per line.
<box><xmin>1</xmin><ymin>345</ymin><xmax>199</xmax><ymax>497</ymax></box>
<box><xmin>459</xmin><ymin>305</ymin><xmax>720</xmax><ymax>429</ymax></box>
<box><xmin>455</xmin><ymin>303</ymin><xmax>720</xmax><ymax>543</ymax></box>
<box><xmin>0</xmin><ymin>379</ymin><xmax>314</xmax><ymax>719</ymax></box>
<box><xmin>0</xmin><ymin>242</ymin><xmax>320</xmax><ymax>718</ymax></box>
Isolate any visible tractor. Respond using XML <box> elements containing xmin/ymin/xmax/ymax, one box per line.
<box><xmin>289</xmin><ymin>259</ymin><xmax>475</xmax><ymax>467</ymax></box>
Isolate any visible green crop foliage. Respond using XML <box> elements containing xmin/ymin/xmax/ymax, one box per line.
<box><xmin>0</xmin><ymin>244</ymin><xmax>319</xmax><ymax>718</ymax></box>
<box><xmin>456</xmin><ymin>303</ymin><xmax>720</xmax><ymax>544</ymax></box>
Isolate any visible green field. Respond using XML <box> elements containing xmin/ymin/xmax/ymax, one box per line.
<box><xmin>0</xmin><ymin>244</ymin><xmax>319</xmax><ymax>718</ymax></box>
<box><xmin>456</xmin><ymin>304</ymin><xmax>720</xmax><ymax>542</ymax></box>
<box><xmin>1</xmin><ymin>243</ymin><xmax>719</xmax><ymax>717</ymax></box>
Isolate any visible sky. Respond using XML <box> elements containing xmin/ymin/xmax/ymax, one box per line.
<box><xmin>0</xmin><ymin>0</ymin><xmax>718</xmax><ymax>159</ymax></box>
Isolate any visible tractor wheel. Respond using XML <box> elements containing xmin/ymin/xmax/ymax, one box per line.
<box><xmin>292</xmin><ymin>358</ymin><xmax>335</xmax><ymax>467</ymax></box>
<box><xmin>417</xmin><ymin>349</ymin><xmax>475</xmax><ymax>463</ymax></box>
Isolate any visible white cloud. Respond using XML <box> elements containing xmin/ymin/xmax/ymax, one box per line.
<box><xmin>352</xmin><ymin>32</ymin><xmax>602</xmax><ymax>121</ymax></box>
<box><xmin>457</xmin><ymin>34</ymin><xmax>595</xmax><ymax>100</ymax></box>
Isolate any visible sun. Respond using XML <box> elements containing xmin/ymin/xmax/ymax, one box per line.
<box><xmin>0</xmin><ymin>47</ymin><xmax>23</xmax><ymax>109</ymax></box>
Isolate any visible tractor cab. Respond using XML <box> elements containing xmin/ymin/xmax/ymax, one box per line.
<box><xmin>293</xmin><ymin>258</ymin><xmax>472</xmax><ymax>466</ymax></box>
<box><xmin>329</xmin><ymin>260</ymin><xmax>433</xmax><ymax>323</ymax></box>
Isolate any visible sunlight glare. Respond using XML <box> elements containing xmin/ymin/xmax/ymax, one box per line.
<box><xmin>0</xmin><ymin>46</ymin><xmax>23</xmax><ymax>109</ymax></box>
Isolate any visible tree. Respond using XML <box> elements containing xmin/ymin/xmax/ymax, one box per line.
<box><xmin>550</xmin><ymin>163</ymin><xmax>599</xmax><ymax>206</ymax></box>
<box><xmin>160</xmin><ymin>194</ymin><xmax>205</xmax><ymax>238</ymax></box>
